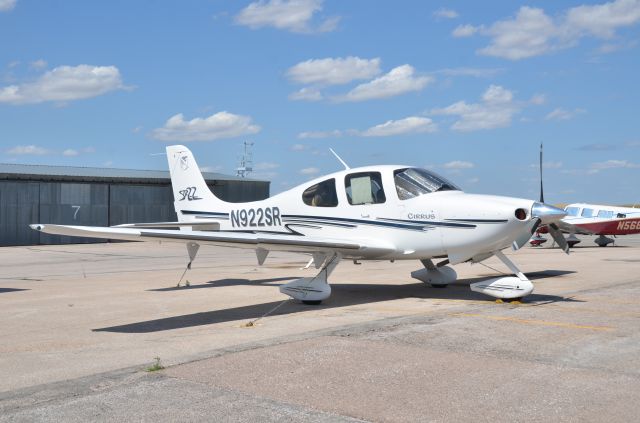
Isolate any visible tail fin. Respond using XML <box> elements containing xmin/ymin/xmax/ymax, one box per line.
<box><xmin>166</xmin><ymin>145</ymin><xmax>226</xmax><ymax>222</ymax></box>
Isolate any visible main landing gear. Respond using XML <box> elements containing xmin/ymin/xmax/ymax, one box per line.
<box><xmin>595</xmin><ymin>234</ymin><xmax>615</xmax><ymax>247</ymax></box>
<box><xmin>469</xmin><ymin>251</ymin><xmax>534</xmax><ymax>300</ymax></box>
<box><xmin>412</xmin><ymin>252</ymin><xmax>534</xmax><ymax>300</ymax></box>
<box><xmin>411</xmin><ymin>259</ymin><xmax>457</xmax><ymax>288</ymax></box>
<box><xmin>279</xmin><ymin>253</ymin><xmax>341</xmax><ymax>305</ymax></box>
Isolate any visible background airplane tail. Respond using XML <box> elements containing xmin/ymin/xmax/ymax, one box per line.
<box><xmin>166</xmin><ymin>145</ymin><xmax>227</xmax><ymax>222</ymax></box>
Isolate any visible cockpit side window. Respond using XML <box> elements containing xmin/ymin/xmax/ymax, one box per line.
<box><xmin>565</xmin><ymin>207</ymin><xmax>580</xmax><ymax>217</ymax></box>
<box><xmin>302</xmin><ymin>178</ymin><xmax>338</xmax><ymax>207</ymax></box>
<box><xmin>394</xmin><ymin>167</ymin><xmax>460</xmax><ymax>200</ymax></box>
<box><xmin>344</xmin><ymin>172</ymin><xmax>386</xmax><ymax>205</ymax></box>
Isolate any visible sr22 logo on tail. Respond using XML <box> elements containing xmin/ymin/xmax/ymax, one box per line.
<box><xmin>179</xmin><ymin>187</ymin><xmax>202</xmax><ymax>201</ymax></box>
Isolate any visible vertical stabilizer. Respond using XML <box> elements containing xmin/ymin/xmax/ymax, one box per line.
<box><xmin>166</xmin><ymin>145</ymin><xmax>226</xmax><ymax>222</ymax></box>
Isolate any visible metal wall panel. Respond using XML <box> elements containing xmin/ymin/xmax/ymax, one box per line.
<box><xmin>109</xmin><ymin>184</ymin><xmax>176</xmax><ymax>226</ymax></box>
<box><xmin>38</xmin><ymin>182</ymin><xmax>109</xmax><ymax>245</ymax></box>
<box><xmin>0</xmin><ymin>181</ymin><xmax>40</xmax><ymax>246</ymax></box>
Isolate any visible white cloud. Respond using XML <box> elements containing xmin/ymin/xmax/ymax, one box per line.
<box><xmin>477</xmin><ymin>7</ymin><xmax>556</xmax><ymax>60</ymax></box>
<box><xmin>7</xmin><ymin>145</ymin><xmax>48</xmax><ymax>155</ymax></box>
<box><xmin>565</xmin><ymin>0</ymin><xmax>640</xmax><ymax>38</ymax></box>
<box><xmin>200</xmin><ymin>165</ymin><xmax>225</xmax><ymax>173</ymax></box>
<box><xmin>431</xmin><ymin>85</ymin><xmax>520</xmax><ymax>132</ymax></box>
<box><xmin>0</xmin><ymin>0</ymin><xmax>16</xmax><ymax>12</ymax></box>
<box><xmin>286</xmin><ymin>57</ymin><xmax>381</xmax><ymax>85</ymax></box>
<box><xmin>360</xmin><ymin>116</ymin><xmax>437</xmax><ymax>137</ymax></box>
<box><xmin>530</xmin><ymin>161</ymin><xmax>563</xmax><ymax>169</ymax></box>
<box><xmin>530</xmin><ymin>94</ymin><xmax>546</xmax><ymax>105</ymax></box>
<box><xmin>457</xmin><ymin>1</ymin><xmax>640</xmax><ymax>60</ymax></box>
<box><xmin>452</xmin><ymin>24</ymin><xmax>479</xmax><ymax>37</ymax></box>
<box><xmin>467</xmin><ymin>177</ymin><xmax>480</xmax><ymax>184</ymax></box>
<box><xmin>433</xmin><ymin>8</ymin><xmax>458</xmax><ymax>19</ymax></box>
<box><xmin>299</xmin><ymin>167</ymin><xmax>320</xmax><ymax>175</ymax></box>
<box><xmin>0</xmin><ymin>65</ymin><xmax>125</xmax><ymax>105</ymax></box>
<box><xmin>337</xmin><ymin>65</ymin><xmax>432</xmax><ymax>102</ymax></box>
<box><xmin>254</xmin><ymin>162</ymin><xmax>280</xmax><ymax>170</ymax></box>
<box><xmin>62</xmin><ymin>149</ymin><xmax>79</xmax><ymax>157</ymax></box>
<box><xmin>291</xmin><ymin>143</ymin><xmax>308</xmax><ymax>151</ymax></box>
<box><xmin>151</xmin><ymin>111</ymin><xmax>261</xmax><ymax>142</ymax></box>
<box><xmin>443</xmin><ymin>160</ymin><xmax>474</xmax><ymax>169</ymax></box>
<box><xmin>297</xmin><ymin>129</ymin><xmax>343</xmax><ymax>139</ymax></box>
<box><xmin>545</xmin><ymin>107</ymin><xmax>586</xmax><ymax>121</ymax></box>
<box><xmin>589</xmin><ymin>159</ymin><xmax>640</xmax><ymax>173</ymax></box>
<box><xmin>235</xmin><ymin>0</ymin><xmax>339</xmax><ymax>33</ymax></box>
<box><xmin>29</xmin><ymin>59</ymin><xmax>47</xmax><ymax>70</ymax></box>
<box><xmin>436</xmin><ymin>67</ymin><xmax>504</xmax><ymax>78</ymax></box>
<box><xmin>288</xmin><ymin>87</ymin><xmax>323</xmax><ymax>101</ymax></box>
<box><xmin>61</xmin><ymin>147</ymin><xmax>94</xmax><ymax>157</ymax></box>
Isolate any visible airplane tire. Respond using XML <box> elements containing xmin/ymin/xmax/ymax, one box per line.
<box><xmin>431</xmin><ymin>284</ymin><xmax>448</xmax><ymax>288</ymax></box>
<box><xmin>302</xmin><ymin>300</ymin><xmax>322</xmax><ymax>305</ymax></box>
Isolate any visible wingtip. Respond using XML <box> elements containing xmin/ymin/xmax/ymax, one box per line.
<box><xmin>30</xmin><ymin>224</ymin><xmax>43</xmax><ymax>231</ymax></box>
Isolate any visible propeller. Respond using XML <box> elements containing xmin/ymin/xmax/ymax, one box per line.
<box><xmin>537</xmin><ymin>143</ymin><xmax>570</xmax><ymax>254</ymax></box>
<box><xmin>512</xmin><ymin>217</ymin><xmax>541</xmax><ymax>250</ymax></box>
<box><xmin>549</xmin><ymin>223</ymin><xmax>570</xmax><ymax>254</ymax></box>
<box><xmin>513</xmin><ymin>144</ymin><xmax>569</xmax><ymax>253</ymax></box>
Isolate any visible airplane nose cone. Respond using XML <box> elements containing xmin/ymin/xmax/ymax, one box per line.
<box><xmin>531</xmin><ymin>202</ymin><xmax>567</xmax><ymax>224</ymax></box>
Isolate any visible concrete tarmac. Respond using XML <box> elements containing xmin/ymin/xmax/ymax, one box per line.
<box><xmin>1</xmin><ymin>235</ymin><xmax>639</xmax><ymax>421</ymax></box>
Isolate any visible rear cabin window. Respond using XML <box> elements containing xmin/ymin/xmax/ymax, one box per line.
<box><xmin>344</xmin><ymin>172</ymin><xmax>386</xmax><ymax>205</ymax></box>
<box><xmin>597</xmin><ymin>210</ymin><xmax>614</xmax><ymax>218</ymax></box>
<box><xmin>302</xmin><ymin>178</ymin><xmax>338</xmax><ymax>207</ymax></box>
<box><xmin>581</xmin><ymin>208</ymin><xmax>594</xmax><ymax>218</ymax></box>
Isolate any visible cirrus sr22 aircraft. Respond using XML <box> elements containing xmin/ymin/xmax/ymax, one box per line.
<box><xmin>31</xmin><ymin>145</ymin><xmax>569</xmax><ymax>303</ymax></box>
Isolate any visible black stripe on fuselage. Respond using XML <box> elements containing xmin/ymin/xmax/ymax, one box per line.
<box><xmin>283</xmin><ymin>214</ymin><xmax>428</xmax><ymax>231</ymax></box>
<box><xmin>180</xmin><ymin>210</ymin><xmax>229</xmax><ymax>220</ymax></box>
<box><xmin>445</xmin><ymin>218</ymin><xmax>508</xmax><ymax>224</ymax></box>
<box><xmin>377</xmin><ymin>217</ymin><xmax>476</xmax><ymax>229</ymax></box>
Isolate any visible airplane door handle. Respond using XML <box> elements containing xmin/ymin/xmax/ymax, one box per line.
<box><xmin>361</xmin><ymin>213</ymin><xmax>370</xmax><ymax>218</ymax></box>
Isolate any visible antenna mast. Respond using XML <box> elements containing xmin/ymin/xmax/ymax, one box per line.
<box><xmin>236</xmin><ymin>141</ymin><xmax>254</xmax><ymax>178</ymax></box>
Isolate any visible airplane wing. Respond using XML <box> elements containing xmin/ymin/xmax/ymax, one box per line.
<box><xmin>30</xmin><ymin>224</ymin><xmax>395</xmax><ymax>257</ymax></box>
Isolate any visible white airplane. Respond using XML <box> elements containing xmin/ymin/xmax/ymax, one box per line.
<box><xmin>31</xmin><ymin>145</ymin><xmax>568</xmax><ymax>303</ymax></box>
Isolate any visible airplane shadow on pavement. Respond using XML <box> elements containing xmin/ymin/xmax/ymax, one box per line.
<box><xmin>146</xmin><ymin>276</ymin><xmax>298</xmax><ymax>292</ymax></box>
<box><xmin>0</xmin><ymin>288</ymin><xmax>30</xmax><ymax>293</ymax></box>
<box><xmin>93</xmin><ymin>269</ymin><xmax>579</xmax><ymax>333</ymax></box>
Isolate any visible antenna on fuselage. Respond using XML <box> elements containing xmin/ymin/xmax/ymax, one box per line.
<box><xmin>329</xmin><ymin>148</ymin><xmax>350</xmax><ymax>170</ymax></box>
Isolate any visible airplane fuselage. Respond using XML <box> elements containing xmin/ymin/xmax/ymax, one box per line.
<box><xmin>175</xmin><ymin>165</ymin><xmax>537</xmax><ymax>263</ymax></box>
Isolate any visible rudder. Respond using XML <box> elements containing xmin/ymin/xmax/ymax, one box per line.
<box><xmin>166</xmin><ymin>145</ymin><xmax>227</xmax><ymax>222</ymax></box>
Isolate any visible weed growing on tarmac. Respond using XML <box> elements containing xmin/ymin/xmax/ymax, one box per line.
<box><xmin>146</xmin><ymin>357</ymin><xmax>165</xmax><ymax>372</ymax></box>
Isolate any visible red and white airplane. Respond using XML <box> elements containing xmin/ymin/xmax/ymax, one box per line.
<box><xmin>554</xmin><ymin>203</ymin><xmax>640</xmax><ymax>247</ymax></box>
<box><xmin>531</xmin><ymin>145</ymin><xmax>640</xmax><ymax>248</ymax></box>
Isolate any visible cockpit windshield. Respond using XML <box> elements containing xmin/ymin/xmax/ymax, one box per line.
<box><xmin>394</xmin><ymin>168</ymin><xmax>461</xmax><ymax>200</ymax></box>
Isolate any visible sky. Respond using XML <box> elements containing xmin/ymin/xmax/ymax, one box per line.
<box><xmin>1</xmin><ymin>0</ymin><xmax>639</xmax><ymax>204</ymax></box>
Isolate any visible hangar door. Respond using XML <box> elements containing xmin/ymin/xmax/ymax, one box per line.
<box><xmin>0</xmin><ymin>181</ymin><xmax>40</xmax><ymax>246</ymax></box>
<box><xmin>38</xmin><ymin>182</ymin><xmax>109</xmax><ymax>244</ymax></box>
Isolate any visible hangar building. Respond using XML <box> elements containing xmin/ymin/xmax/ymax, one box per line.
<box><xmin>0</xmin><ymin>163</ymin><xmax>269</xmax><ymax>246</ymax></box>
